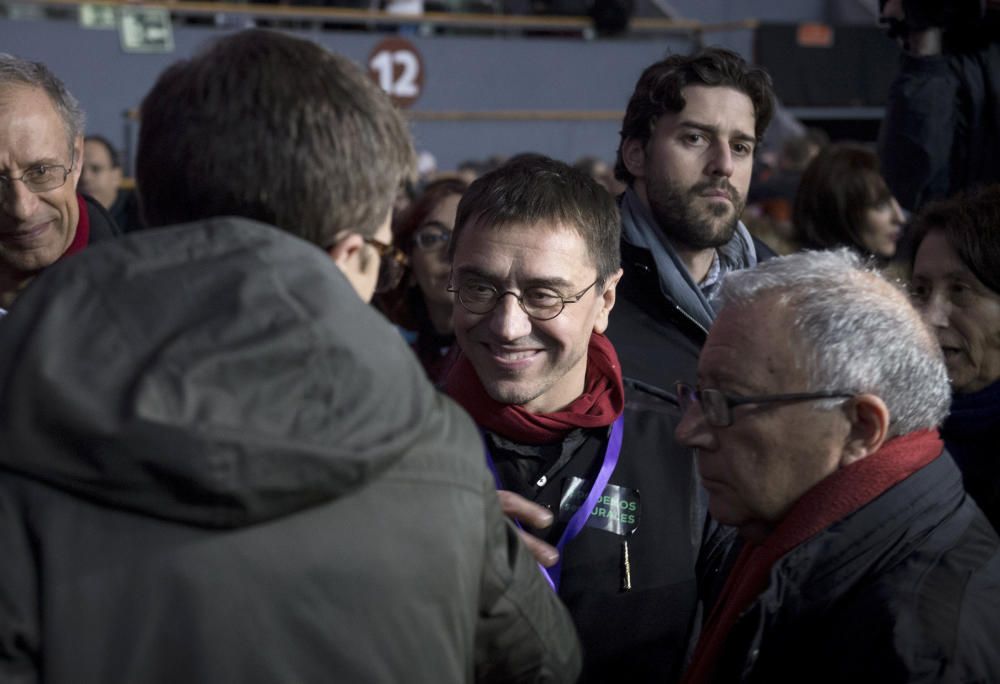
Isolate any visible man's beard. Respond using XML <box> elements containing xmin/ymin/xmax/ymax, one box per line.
<box><xmin>646</xmin><ymin>175</ymin><xmax>745</xmax><ymax>250</ymax></box>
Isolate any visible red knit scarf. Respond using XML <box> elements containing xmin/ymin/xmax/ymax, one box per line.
<box><xmin>59</xmin><ymin>193</ymin><xmax>91</xmax><ymax>261</ymax></box>
<box><xmin>444</xmin><ymin>332</ymin><xmax>625</xmax><ymax>444</ymax></box>
<box><xmin>682</xmin><ymin>428</ymin><xmax>944</xmax><ymax>684</ymax></box>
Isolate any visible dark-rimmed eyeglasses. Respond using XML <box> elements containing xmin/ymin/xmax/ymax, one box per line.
<box><xmin>411</xmin><ymin>225</ymin><xmax>451</xmax><ymax>252</ymax></box>
<box><xmin>364</xmin><ymin>236</ymin><xmax>408</xmax><ymax>293</ymax></box>
<box><xmin>0</xmin><ymin>159</ymin><xmax>75</xmax><ymax>195</ymax></box>
<box><xmin>675</xmin><ymin>382</ymin><xmax>855</xmax><ymax>428</ymax></box>
<box><xmin>448</xmin><ymin>278</ymin><xmax>599</xmax><ymax>321</ymax></box>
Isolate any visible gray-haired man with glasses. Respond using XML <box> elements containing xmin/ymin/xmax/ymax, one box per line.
<box><xmin>675</xmin><ymin>248</ymin><xmax>1000</xmax><ymax>683</ymax></box>
<box><xmin>444</xmin><ymin>154</ymin><xmax>709</xmax><ymax>683</ymax></box>
<box><xmin>0</xmin><ymin>54</ymin><xmax>119</xmax><ymax>314</ymax></box>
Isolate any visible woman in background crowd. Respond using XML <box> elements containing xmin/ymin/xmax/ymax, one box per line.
<box><xmin>794</xmin><ymin>143</ymin><xmax>906</xmax><ymax>261</ymax></box>
<box><xmin>378</xmin><ymin>178</ymin><xmax>467</xmax><ymax>385</ymax></box>
<box><xmin>910</xmin><ymin>184</ymin><xmax>1000</xmax><ymax>531</ymax></box>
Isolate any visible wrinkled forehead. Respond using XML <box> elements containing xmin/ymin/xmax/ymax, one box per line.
<box><xmin>0</xmin><ymin>84</ymin><xmax>73</xmax><ymax>159</ymax></box>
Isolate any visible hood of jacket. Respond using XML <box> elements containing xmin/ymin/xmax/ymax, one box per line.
<box><xmin>0</xmin><ymin>217</ymin><xmax>457</xmax><ymax>529</ymax></box>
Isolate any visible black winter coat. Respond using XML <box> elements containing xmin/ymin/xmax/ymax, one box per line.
<box><xmin>607</xmin><ymin>239</ymin><xmax>775</xmax><ymax>392</ymax></box>
<box><xmin>487</xmin><ymin>379</ymin><xmax>705</xmax><ymax>683</ymax></box>
<box><xmin>701</xmin><ymin>452</ymin><xmax>1000</xmax><ymax>683</ymax></box>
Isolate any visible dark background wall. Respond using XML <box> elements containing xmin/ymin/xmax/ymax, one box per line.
<box><xmin>0</xmin><ymin>16</ymin><xmax>706</xmax><ymax>170</ymax></box>
<box><xmin>0</xmin><ymin>0</ymin><xmax>893</xmax><ymax>171</ymax></box>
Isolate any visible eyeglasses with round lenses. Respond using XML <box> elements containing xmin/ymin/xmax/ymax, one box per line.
<box><xmin>448</xmin><ymin>278</ymin><xmax>599</xmax><ymax>321</ymax></box>
<box><xmin>0</xmin><ymin>161</ymin><xmax>75</xmax><ymax>195</ymax></box>
<box><xmin>674</xmin><ymin>382</ymin><xmax>855</xmax><ymax>428</ymax></box>
<box><xmin>363</xmin><ymin>236</ymin><xmax>408</xmax><ymax>294</ymax></box>
<box><xmin>411</xmin><ymin>225</ymin><xmax>451</xmax><ymax>252</ymax></box>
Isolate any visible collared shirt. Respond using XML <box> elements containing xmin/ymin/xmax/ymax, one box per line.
<box><xmin>699</xmin><ymin>249</ymin><xmax>723</xmax><ymax>297</ymax></box>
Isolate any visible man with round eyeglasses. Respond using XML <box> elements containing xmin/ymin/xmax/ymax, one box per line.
<box><xmin>674</xmin><ymin>249</ymin><xmax>1000</xmax><ymax>683</ymax></box>
<box><xmin>445</xmin><ymin>154</ymin><xmax>709</xmax><ymax>683</ymax></box>
<box><xmin>0</xmin><ymin>54</ymin><xmax>119</xmax><ymax>314</ymax></box>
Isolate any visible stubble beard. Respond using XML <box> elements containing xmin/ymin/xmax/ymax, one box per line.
<box><xmin>646</xmin><ymin>175</ymin><xmax>745</xmax><ymax>251</ymax></box>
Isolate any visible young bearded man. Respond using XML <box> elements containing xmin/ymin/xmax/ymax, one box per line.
<box><xmin>446</xmin><ymin>154</ymin><xmax>705</xmax><ymax>683</ymax></box>
<box><xmin>607</xmin><ymin>47</ymin><xmax>777</xmax><ymax>390</ymax></box>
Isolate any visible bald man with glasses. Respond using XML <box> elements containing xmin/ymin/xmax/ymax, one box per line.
<box><xmin>0</xmin><ymin>54</ymin><xmax>119</xmax><ymax>313</ymax></box>
<box><xmin>445</xmin><ymin>154</ymin><xmax>708</xmax><ymax>684</ymax></box>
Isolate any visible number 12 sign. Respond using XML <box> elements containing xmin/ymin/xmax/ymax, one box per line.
<box><xmin>367</xmin><ymin>37</ymin><xmax>425</xmax><ymax>108</ymax></box>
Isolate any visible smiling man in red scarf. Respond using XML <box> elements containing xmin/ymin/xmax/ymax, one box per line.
<box><xmin>445</xmin><ymin>155</ymin><xmax>706</xmax><ymax>683</ymax></box>
<box><xmin>676</xmin><ymin>248</ymin><xmax>1000</xmax><ymax>683</ymax></box>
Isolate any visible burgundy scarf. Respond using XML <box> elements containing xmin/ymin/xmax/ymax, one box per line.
<box><xmin>682</xmin><ymin>429</ymin><xmax>944</xmax><ymax>684</ymax></box>
<box><xmin>59</xmin><ymin>193</ymin><xmax>91</xmax><ymax>261</ymax></box>
<box><xmin>444</xmin><ymin>332</ymin><xmax>625</xmax><ymax>444</ymax></box>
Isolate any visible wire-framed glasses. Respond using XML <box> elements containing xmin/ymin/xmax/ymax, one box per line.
<box><xmin>0</xmin><ymin>159</ymin><xmax>75</xmax><ymax>195</ymax></box>
<box><xmin>675</xmin><ymin>382</ymin><xmax>855</xmax><ymax>428</ymax></box>
<box><xmin>448</xmin><ymin>278</ymin><xmax>599</xmax><ymax>321</ymax></box>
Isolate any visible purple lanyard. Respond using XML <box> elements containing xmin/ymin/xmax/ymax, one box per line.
<box><xmin>484</xmin><ymin>413</ymin><xmax>625</xmax><ymax>592</ymax></box>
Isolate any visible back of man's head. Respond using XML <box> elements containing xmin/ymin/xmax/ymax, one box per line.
<box><xmin>136</xmin><ymin>29</ymin><xmax>415</xmax><ymax>247</ymax></box>
<box><xmin>0</xmin><ymin>53</ymin><xmax>85</xmax><ymax>154</ymax></box>
<box><xmin>717</xmin><ymin>248</ymin><xmax>950</xmax><ymax>437</ymax></box>
<box><xmin>450</xmin><ymin>154</ymin><xmax>621</xmax><ymax>285</ymax></box>
<box><xmin>614</xmin><ymin>47</ymin><xmax>775</xmax><ymax>186</ymax></box>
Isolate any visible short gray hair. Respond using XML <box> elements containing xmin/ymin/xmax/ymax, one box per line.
<box><xmin>717</xmin><ymin>249</ymin><xmax>950</xmax><ymax>437</ymax></box>
<box><xmin>0</xmin><ymin>53</ymin><xmax>85</xmax><ymax>154</ymax></box>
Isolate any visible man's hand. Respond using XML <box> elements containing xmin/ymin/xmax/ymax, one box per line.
<box><xmin>497</xmin><ymin>490</ymin><xmax>560</xmax><ymax>568</ymax></box>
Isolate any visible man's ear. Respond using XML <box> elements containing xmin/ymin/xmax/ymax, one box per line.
<box><xmin>840</xmin><ymin>393</ymin><xmax>890</xmax><ymax>467</ymax></box>
<box><xmin>327</xmin><ymin>232</ymin><xmax>365</xmax><ymax>270</ymax></box>
<box><xmin>621</xmin><ymin>138</ymin><xmax>647</xmax><ymax>181</ymax></box>
<box><xmin>70</xmin><ymin>135</ymin><xmax>84</xmax><ymax>186</ymax></box>
<box><xmin>592</xmin><ymin>268</ymin><xmax>623</xmax><ymax>335</ymax></box>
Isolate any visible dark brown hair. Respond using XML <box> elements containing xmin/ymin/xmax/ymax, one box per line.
<box><xmin>137</xmin><ymin>29</ymin><xmax>415</xmax><ymax>246</ymax></box>
<box><xmin>793</xmin><ymin>143</ymin><xmax>893</xmax><ymax>255</ymax></box>
<box><xmin>614</xmin><ymin>47</ymin><xmax>775</xmax><ymax>185</ymax></box>
<box><xmin>909</xmin><ymin>184</ymin><xmax>1000</xmax><ymax>294</ymax></box>
<box><xmin>450</xmin><ymin>155</ymin><xmax>620</xmax><ymax>285</ymax></box>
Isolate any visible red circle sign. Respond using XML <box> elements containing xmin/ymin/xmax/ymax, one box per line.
<box><xmin>367</xmin><ymin>37</ymin><xmax>425</xmax><ymax>108</ymax></box>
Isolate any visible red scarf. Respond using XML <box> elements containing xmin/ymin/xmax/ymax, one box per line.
<box><xmin>682</xmin><ymin>429</ymin><xmax>944</xmax><ymax>684</ymax></box>
<box><xmin>59</xmin><ymin>193</ymin><xmax>91</xmax><ymax>261</ymax></box>
<box><xmin>444</xmin><ymin>332</ymin><xmax>625</xmax><ymax>444</ymax></box>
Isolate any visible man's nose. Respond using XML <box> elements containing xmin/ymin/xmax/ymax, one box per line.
<box><xmin>488</xmin><ymin>293</ymin><xmax>533</xmax><ymax>341</ymax></box>
<box><xmin>674</xmin><ymin>399</ymin><xmax>714</xmax><ymax>450</ymax></box>
<box><xmin>707</xmin><ymin>141</ymin><xmax>735</xmax><ymax>178</ymax></box>
<box><xmin>2</xmin><ymin>181</ymin><xmax>41</xmax><ymax>221</ymax></box>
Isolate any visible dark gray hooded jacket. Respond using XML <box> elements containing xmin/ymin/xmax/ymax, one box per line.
<box><xmin>0</xmin><ymin>218</ymin><xmax>581</xmax><ymax>684</ymax></box>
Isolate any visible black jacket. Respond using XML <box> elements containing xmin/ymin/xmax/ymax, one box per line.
<box><xmin>82</xmin><ymin>192</ymin><xmax>121</xmax><ymax>242</ymax></box>
<box><xmin>879</xmin><ymin>40</ymin><xmax>1000</xmax><ymax>212</ymax></box>
<box><xmin>0</xmin><ymin>218</ymin><xmax>581</xmax><ymax>684</ymax></box>
<box><xmin>486</xmin><ymin>379</ymin><xmax>705</xmax><ymax>683</ymax></box>
<box><xmin>607</xmin><ymin>238</ymin><xmax>775</xmax><ymax>391</ymax></box>
<box><xmin>701</xmin><ymin>452</ymin><xmax>1000</xmax><ymax>683</ymax></box>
